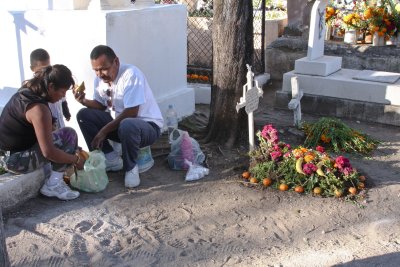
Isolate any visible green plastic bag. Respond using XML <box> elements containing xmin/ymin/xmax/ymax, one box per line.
<box><xmin>70</xmin><ymin>150</ymin><xmax>109</xmax><ymax>193</ymax></box>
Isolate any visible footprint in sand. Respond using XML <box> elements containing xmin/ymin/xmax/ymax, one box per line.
<box><xmin>74</xmin><ymin>219</ymin><xmax>104</xmax><ymax>233</ymax></box>
<box><xmin>67</xmin><ymin>234</ymin><xmax>90</xmax><ymax>265</ymax></box>
<box><xmin>367</xmin><ymin>218</ymin><xmax>400</xmax><ymax>245</ymax></box>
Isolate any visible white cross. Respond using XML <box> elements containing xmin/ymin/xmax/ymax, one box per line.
<box><xmin>236</xmin><ymin>64</ymin><xmax>263</xmax><ymax>151</ymax></box>
<box><xmin>288</xmin><ymin>76</ymin><xmax>303</xmax><ymax>127</ymax></box>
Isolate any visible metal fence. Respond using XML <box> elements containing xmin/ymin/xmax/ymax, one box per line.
<box><xmin>158</xmin><ymin>0</ymin><xmax>266</xmax><ymax>80</ymax></box>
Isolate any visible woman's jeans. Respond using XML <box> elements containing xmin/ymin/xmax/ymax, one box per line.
<box><xmin>77</xmin><ymin>108</ymin><xmax>161</xmax><ymax>172</ymax></box>
<box><xmin>4</xmin><ymin>127</ymin><xmax>78</xmax><ymax>174</ymax></box>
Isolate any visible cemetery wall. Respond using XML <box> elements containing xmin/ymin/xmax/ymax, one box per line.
<box><xmin>266</xmin><ymin>36</ymin><xmax>400</xmax><ymax>81</ymax></box>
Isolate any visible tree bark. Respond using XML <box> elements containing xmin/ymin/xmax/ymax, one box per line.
<box><xmin>204</xmin><ymin>0</ymin><xmax>254</xmax><ymax>148</ymax></box>
<box><xmin>0</xmin><ymin>210</ymin><xmax>10</xmax><ymax>267</ymax></box>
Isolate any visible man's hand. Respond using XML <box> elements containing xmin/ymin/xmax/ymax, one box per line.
<box><xmin>91</xmin><ymin>130</ymin><xmax>107</xmax><ymax>150</ymax></box>
<box><xmin>73</xmin><ymin>89</ymin><xmax>86</xmax><ymax>105</ymax></box>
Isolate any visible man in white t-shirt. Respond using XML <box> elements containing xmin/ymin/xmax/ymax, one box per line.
<box><xmin>74</xmin><ymin>45</ymin><xmax>163</xmax><ymax>188</ymax></box>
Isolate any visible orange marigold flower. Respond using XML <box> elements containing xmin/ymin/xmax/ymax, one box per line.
<box><xmin>304</xmin><ymin>154</ymin><xmax>315</xmax><ymax>163</ymax></box>
<box><xmin>292</xmin><ymin>148</ymin><xmax>303</xmax><ymax>158</ymax></box>
<box><xmin>320</xmin><ymin>134</ymin><xmax>331</xmax><ymax>143</ymax></box>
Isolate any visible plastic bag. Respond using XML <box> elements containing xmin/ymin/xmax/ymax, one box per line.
<box><xmin>167</xmin><ymin>129</ymin><xmax>205</xmax><ymax>170</ymax></box>
<box><xmin>184</xmin><ymin>159</ymin><xmax>209</xmax><ymax>181</ymax></box>
<box><xmin>70</xmin><ymin>150</ymin><xmax>109</xmax><ymax>193</ymax></box>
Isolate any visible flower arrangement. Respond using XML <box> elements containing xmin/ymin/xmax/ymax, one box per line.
<box><xmin>247</xmin><ymin>124</ymin><xmax>367</xmax><ymax>199</ymax></box>
<box><xmin>387</xmin><ymin>0</ymin><xmax>400</xmax><ymax>36</ymax></box>
<box><xmin>341</xmin><ymin>11</ymin><xmax>363</xmax><ymax>31</ymax></box>
<box><xmin>327</xmin><ymin>0</ymin><xmax>400</xmax><ymax>42</ymax></box>
<box><xmin>302</xmin><ymin>117</ymin><xmax>379</xmax><ymax>154</ymax></box>
<box><xmin>364</xmin><ymin>4</ymin><xmax>396</xmax><ymax>38</ymax></box>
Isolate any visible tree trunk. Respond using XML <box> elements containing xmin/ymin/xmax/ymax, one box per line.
<box><xmin>204</xmin><ymin>0</ymin><xmax>254</xmax><ymax>148</ymax></box>
<box><xmin>0</xmin><ymin>210</ymin><xmax>10</xmax><ymax>267</ymax></box>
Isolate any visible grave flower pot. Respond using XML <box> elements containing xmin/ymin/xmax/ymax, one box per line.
<box><xmin>372</xmin><ymin>32</ymin><xmax>385</xmax><ymax>46</ymax></box>
<box><xmin>344</xmin><ymin>29</ymin><xmax>357</xmax><ymax>44</ymax></box>
<box><xmin>325</xmin><ymin>24</ymin><xmax>332</xmax><ymax>41</ymax></box>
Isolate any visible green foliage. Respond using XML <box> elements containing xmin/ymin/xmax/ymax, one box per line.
<box><xmin>302</xmin><ymin>117</ymin><xmax>379</xmax><ymax>154</ymax></box>
<box><xmin>249</xmin><ymin>161</ymin><xmax>276</xmax><ymax>180</ymax></box>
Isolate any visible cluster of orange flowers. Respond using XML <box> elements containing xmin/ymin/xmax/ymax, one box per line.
<box><xmin>326</xmin><ymin>6</ymin><xmax>338</xmax><ymax>25</ymax></box>
<box><xmin>364</xmin><ymin>6</ymin><xmax>397</xmax><ymax>37</ymax></box>
<box><xmin>327</xmin><ymin>1</ymin><xmax>400</xmax><ymax>39</ymax></box>
<box><xmin>187</xmin><ymin>74</ymin><xmax>210</xmax><ymax>83</ymax></box>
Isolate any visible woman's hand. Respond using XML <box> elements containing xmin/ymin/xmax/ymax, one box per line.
<box><xmin>74</xmin><ymin>154</ymin><xmax>86</xmax><ymax>170</ymax></box>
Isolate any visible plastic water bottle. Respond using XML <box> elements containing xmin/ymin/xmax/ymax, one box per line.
<box><xmin>166</xmin><ymin>104</ymin><xmax>178</xmax><ymax>143</ymax></box>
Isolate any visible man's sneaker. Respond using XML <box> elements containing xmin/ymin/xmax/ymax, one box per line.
<box><xmin>40</xmin><ymin>180</ymin><xmax>80</xmax><ymax>200</ymax></box>
<box><xmin>106</xmin><ymin>156</ymin><xmax>123</xmax><ymax>172</ymax></box>
<box><xmin>125</xmin><ymin>165</ymin><xmax>140</xmax><ymax>188</ymax></box>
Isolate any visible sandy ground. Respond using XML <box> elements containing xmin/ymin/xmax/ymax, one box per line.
<box><xmin>3</xmin><ymin>81</ymin><xmax>400</xmax><ymax>267</ymax></box>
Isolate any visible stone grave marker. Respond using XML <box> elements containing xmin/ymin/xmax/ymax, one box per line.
<box><xmin>294</xmin><ymin>0</ymin><xmax>342</xmax><ymax>76</ymax></box>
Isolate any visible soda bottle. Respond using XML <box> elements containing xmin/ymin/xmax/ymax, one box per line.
<box><xmin>165</xmin><ymin>104</ymin><xmax>178</xmax><ymax>143</ymax></box>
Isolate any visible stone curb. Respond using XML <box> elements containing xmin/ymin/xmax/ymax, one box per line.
<box><xmin>0</xmin><ymin>169</ymin><xmax>45</xmax><ymax>213</ymax></box>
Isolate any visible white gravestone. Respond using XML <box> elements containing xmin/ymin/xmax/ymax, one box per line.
<box><xmin>294</xmin><ymin>0</ymin><xmax>342</xmax><ymax>76</ymax></box>
<box><xmin>88</xmin><ymin>0</ymin><xmax>132</xmax><ymax>10</ymax></box>
<box><xmin>133</xmin><ymin>0</ymin><xmax>155</xmax><ymax>8</ymax></box>
<box><xmin>236</xmin><ymin>64</ymin><xmax>264</xmax><ymax>152</ymax></box>
<box><xmin>287</xmin><ymin>76</ymin><xmax>303</xmax><ymax>127</ymax></box>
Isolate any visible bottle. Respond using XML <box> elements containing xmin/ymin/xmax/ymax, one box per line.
<box><xmin>165</xmin><ymin>104</ymin><xmax>178</xmax><ymax>143</ymax></box>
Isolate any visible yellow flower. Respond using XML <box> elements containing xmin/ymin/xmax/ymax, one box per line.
<box><xmin>363</xmin><ymin>8</ymin><xmax>372</xmax><ymax>19</ymax></box>
<box><xmin>304</xmin><ymin>153</ymin><xmax>315</xmax><ymax>163</ymax></box>
<box><xmin>396</xmin><ymin>4</ymin><xmax>400</xmax><ymax>13</ymax></box>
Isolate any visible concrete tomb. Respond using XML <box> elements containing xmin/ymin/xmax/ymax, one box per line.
<box><xmin>276</xmin><ymin>0</ymin><xmax>400</xmax><ymax>126</ymax></box>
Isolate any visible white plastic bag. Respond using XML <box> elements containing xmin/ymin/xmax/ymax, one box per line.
<box><xmin>70</xmin><ymin>150</ymin><xmax>109</xmax><ymax>193</ymax></box>
<box><xmin>184</xmin><ymin>159</ymin><xmax>209</xmax><ymax>181</ymax></box>
<box><xmin>167</xmin><ymin>129</ymin><xmax>205</xmax><ymax>170</ymax></box>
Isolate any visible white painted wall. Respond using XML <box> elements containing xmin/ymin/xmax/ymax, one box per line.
<box><xmin>0</xmin><ymin>4</ymin><xmax>194</xmax><ymax>150</ymax></box>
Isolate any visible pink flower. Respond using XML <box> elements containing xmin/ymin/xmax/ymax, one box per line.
<box><xmin>342</xmin><ymin>166</ymin><xmax>354</xmax><ymax>176</ymax></box>
<box><xmin>261</xmin><ymin>124</ymin><xmax>279</xmax><ymax>145</ymax></box>
<box><xmin>335</xmin><ymin>156</ymin><xmax>351</xmax><ymax>169</ymax></box>
<box><xmin>303</xmin><ymin>163</ymin><xmax>317</xmax><ymax>175</ymax></box>
<box><xmin>316</xmin><ymin>146</ymin><xmax>325</xmax><ymax>153</ymax></box>
<box><xmin>283</xmin><ymin>152</ymin><xmax>291</xmax><ymax>158</ymax></box>
<box><xmin>270</xmin><ymin>151</ymin><xmax>282</xmax><ymax>161</ymax></box>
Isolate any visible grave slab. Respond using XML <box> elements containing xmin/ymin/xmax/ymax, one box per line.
<box><xmin>283</xmin><ymin>69</ymin><xmax>400</xmax><ymax>106</ymax></box>
<box><xmin>353</xmin><ymin>70</ymin><xmax>400</xmax><ymax>84</ymax></box>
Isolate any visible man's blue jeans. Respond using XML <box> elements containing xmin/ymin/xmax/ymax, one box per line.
<box><xmin>77</xmin><ymin>108</ymin><xmax>161</xmax><ymax>172</ymax></box>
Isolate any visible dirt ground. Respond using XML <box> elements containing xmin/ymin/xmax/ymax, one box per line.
<box><xmin>3</xmin><ymin>81</ymin><xmax>400</xmax><ymax>267</ymax></box>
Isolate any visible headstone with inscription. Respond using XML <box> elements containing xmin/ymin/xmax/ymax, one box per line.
<box><xmin>236</xmin><ymin>64</ymin><xmax>264</xmax><ymax>151</ymax></box>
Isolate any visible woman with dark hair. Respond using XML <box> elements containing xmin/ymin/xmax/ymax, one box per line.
<box><xmin>0</xmin><ymin>64</ymin><xmax>85</xmax><ymax>200</ymax></box>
